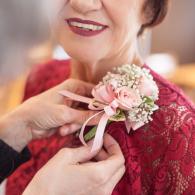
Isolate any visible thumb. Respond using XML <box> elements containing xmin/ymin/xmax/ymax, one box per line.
<box><xmin>67</xmin><ymin>144</ymin><xmax>99</xmax><ymax>164</ymax></box>
<box><xmin>59</xmin><ymin>105</ymin><xmax>100</xmax><ymax>125</ymax></box>
<box><xmin>59</xmin><ymin>79</ymin><xmax>95</xmax><ymax>97</ymax></box>
<box><xmin>68</xmin><ymin>79</ymin><xmax>95</xmax><ymax>97</ymax></box>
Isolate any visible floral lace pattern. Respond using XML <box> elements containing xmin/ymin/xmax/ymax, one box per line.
<box><xmin>6</xmin><ymin>60</ymin><xmax>195</xmax><ymax>195</ymax></box>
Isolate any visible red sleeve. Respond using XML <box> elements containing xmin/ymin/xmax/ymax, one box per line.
<box><xmin>6</xmin><ymin>63</ymin><xmax>195</xmax><ymax>195</ymax></box>
<box><xmin>23</xmin><ymin>59</ymin><xmax>71</xmax><ymax>101</ymax></box>
<box><xmin>6</xmin><ymin>59</ymin><xmax>71</xmax><ymax>195</ymax></box>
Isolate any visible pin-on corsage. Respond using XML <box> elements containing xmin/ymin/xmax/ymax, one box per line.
<box><xmin>59</xmin><ymin>64</ymin><xmax>159</xmax><ymax>152</ymax></box>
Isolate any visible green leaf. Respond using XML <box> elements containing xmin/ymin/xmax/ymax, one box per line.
<box><xmin>144</xmin><ymin>96</ymin><xmax>154</xmax><ymax>106</ymax></box>
<box><xmin>84</xmin><ymin>126</ymin><xmax>97</xmax><ymax>142</ymax></box>
<box><xmin>109</xmin><ymin>109</ymin><xmax>126</xmax><ymax>121</ymax></box>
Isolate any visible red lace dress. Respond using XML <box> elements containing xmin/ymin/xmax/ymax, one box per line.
<box><xmin>6</xmin><ymin>60</ymin><xmax>195</xmax><ymax>195</ymax></box>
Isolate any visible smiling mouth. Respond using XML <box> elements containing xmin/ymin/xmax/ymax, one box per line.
<box><xmin>69</xmin><ymin>21</ymin><xmax>104</xmax><ymax>31</ymax></box>
<box><xmin>66</xmin><ymin>18</ymin><xmax>108</xmax><ymax>37</ymax></box>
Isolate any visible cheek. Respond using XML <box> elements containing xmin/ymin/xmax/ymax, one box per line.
<box><xmin>105</xmin><ymin>0</ymin><xmax>141</xmax><ymax>26</ymax></box>
<box><xmin>105</xmin><ymin>0</ymin><xmax>141</xmax><ymax>44</ymax></box>
<box><xmin>52</xmin><ymin>23</ymin><xmax>112</xmax><ymax>63</ymax></box>
<box><xmin>50</xmin><ymin>0</ymin><xmax>142</xmax><ymax>62</ymax></box>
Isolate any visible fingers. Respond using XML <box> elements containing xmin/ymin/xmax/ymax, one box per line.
<box><xmin>100</xmin><ymin>166</ymin><xmax>125</xmax><ymax>195</ymax></box>
<box><xmin>59</xmin><ymin>123</ymin><xmax>81</xmax><ymax>136</ymax></box>
<box><xmin>82</xmin><ymin>135</ymin><xmax>124</xmax><ymax>191</ymax></box>
<box><xmin>94</xmin><ymin>134</ymin><xmax>123</xmax><ymax>161</ymax></box>
<box><xmin>46</xmin><ymin>129</ymin><xmax>57</xmax><ymax>138</ymax></box>
<box><xmin>103</xmin><ymin>134</ymin><xmax>123</xmax><ymax>157</ymax></box>
<box><xmin>31</xmin><ymin>128</ymin><xmax>56</xmax><ymax>139</ymax></box>
<box><xmin>40</xmin><ymin>79</ymin><xmax>99</xmax><ymax>127</ymax></box>
<box><xmin>68</xmin><ymin>107</ymin><xmax>102</xmax><ymax>125</ymax></box>
<box><xmin>59</xmin><ymin>79</ymin><xmax>95</xmax><ymax>97</ymax></box>
<box><xmin>109</xmin><ymin>166</ymin><xmax>125</xmax><ymax>188</ymax></box>
<box><xmin>40</xmin><ymin>79</ymin><xmax>94</xmax><ymax>104</ymax></box>
<box><xmin>68</xmin><ymin>79</ymin><xmax>94</xmax><ymax>97</ymax></box>
<box><xmin>82</xmin><ymin>112</ymin><xmax>102</xmax><ymax>126</ymax></box>
<box><xmin>59</xmin><ymin>105</ymin><xmax>100</xmax><ymax>125</ymax></box>
<box><xmin>97</xmin><ymin>134</ymin><xmax>125</xmax><ymax>179</ymax></box>
<box><xmin>94</xmin><ymin>148</ymin><xmax>109</xmax><ymax>161</ymax></box>
<box><xmin>63</xmin><ymin>145</ymin><xmax>100</xmax><ymax>164</ymax></box>
<box><xmin>43</xmin><ymin>104</ymin><xmax>99</xmax><ymax>135</ymax></box>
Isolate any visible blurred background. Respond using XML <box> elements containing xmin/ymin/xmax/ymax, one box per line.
<box><xmin>0</xmin><ymin>0</ymin><xmax>195</xmax><ymax>194</ymax></box>
<box><xmin>0</xmin><ymin>1</ymin><xmax>195</xmax><ymax>117</ymax></box>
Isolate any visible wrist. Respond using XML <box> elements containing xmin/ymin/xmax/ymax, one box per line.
<box><xmin>0</xmin><ymin>108</ymin><xmax>32</xmax><ymax>152</ymax></box>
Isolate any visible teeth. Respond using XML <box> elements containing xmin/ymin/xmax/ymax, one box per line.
<box><xmin>69</xmin><ymin>21</ymin><xmax>104</xmax><ymax>31</ymax></box>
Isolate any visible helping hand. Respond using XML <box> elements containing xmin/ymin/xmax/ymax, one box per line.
<box><xmin>23</xmin><ymin>134</ymin><xmax>125</xmax><ymax>195</ymax></box>
<box><xmin>0</xmin><ymin>79</ymin><xmax>98</xmax><ymax>152</ymax></box>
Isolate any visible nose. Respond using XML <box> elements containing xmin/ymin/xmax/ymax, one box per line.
<box><xmin>70</xmin><ymin>0</ymin><xmax>102</xmax><ymax>14</ymax></box>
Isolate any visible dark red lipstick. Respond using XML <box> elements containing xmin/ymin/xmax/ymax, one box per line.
<box><xmin>66</xmin><ymin>18</ymin><xmax>108</xmax><ymax>37</ymax></box>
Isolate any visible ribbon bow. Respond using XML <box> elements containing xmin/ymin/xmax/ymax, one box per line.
<box><xmin>59</xmin><ymin>90</ymin><xmax>119</xmax><ymax>152</ymax></box>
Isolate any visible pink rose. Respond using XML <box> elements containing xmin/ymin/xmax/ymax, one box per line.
<box><xmin>138</xmin><ymin>76</ymin><xmax>155</xmax><ymax>97</ymax></box>
<box><xmin>92</xmin><ymin>84</ymin><xmax>116</xmax><ymax>103</ymax></box>
<box><xmin>116</xmin><ymin>87</ymin><xmax>142</xmax><ymax>110</ymax></box>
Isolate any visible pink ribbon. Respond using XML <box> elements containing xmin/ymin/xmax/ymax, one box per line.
<box><xmin>59</xmin><ymin>90</ymin><xmax>119</xmax><ymax>152</ymax></box>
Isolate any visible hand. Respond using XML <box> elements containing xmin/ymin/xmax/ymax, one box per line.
<box><xmin>23</xmin><ymin>134</ymin><xmax>125</xmax><ymax>195</ymax></box>
<box><xmin>0</xmin><ymin>79</ymin><xmax>98</xmax><ymax>152</ymax></box>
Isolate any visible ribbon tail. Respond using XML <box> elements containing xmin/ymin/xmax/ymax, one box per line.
<box><xmin>125</xmin><ymin>120</ymin><xmax>145</xmax><ymax>132</ymax></box>
<box><xmin>125</xmin><ymin>120</ymin><xmax>132</xmax><ymax>134</ymax></box>
<box><xmin>91</xmin><ymin>113</ymin><xmax>110</xmax><ymax>152</ymax></box>
<box><xmin>79</xmin><ymin>111</ymin><xmax>104</xmax><ymax>146</ymax></box>
<box><xmin>131</xmin><ymin>121</ymin><xmax>145</xmax><ymax>130</ymax></box>
<box><xmin>59</xmin><ymin>90</ymin><xmax>93</xmax><ymax>104</ymax></box>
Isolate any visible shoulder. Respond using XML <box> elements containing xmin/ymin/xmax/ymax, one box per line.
<box><xmin>23</xmin><ymin>59</ymin><xmax>71</xmax><ymax>100</ymax></box>
<box><xmin>143</xmin><ymin>66</ymin><xmax>195</xmax><ymax>194</ymax></box>
<box><xmin>144</xmin><ymin>65</ymin><xmax>195</xmax><ymax>113</ymax></box>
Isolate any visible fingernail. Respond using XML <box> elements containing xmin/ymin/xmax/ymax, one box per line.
<box><xmin>87</xmin><ymin>139</ymin><xmax>94</xmax><ymax>148</ymax></box>
<box><xmin>60</xmin><ymin>127</ymin><xmax>69</xmax><ymax>136</ymax></box>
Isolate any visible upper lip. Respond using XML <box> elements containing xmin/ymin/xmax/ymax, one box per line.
<box><xmin>66</xmin><ymin>18</ymin><xmax>107</xmax><ymax>27</ymax></box>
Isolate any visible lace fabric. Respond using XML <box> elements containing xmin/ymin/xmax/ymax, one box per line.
<box><xmin>6</xmin><ymin>60</ymin><xmax>195</xmax><ymax>195</ymax></box>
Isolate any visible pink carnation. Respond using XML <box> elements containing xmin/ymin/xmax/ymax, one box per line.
<box><xmin>138</xmin><ymin>76</ymin><xmax>155</xmax><ymax>97</ymax></box>
<box><xmin>92</xmin><ymin>84</ymin><xmax>116</xmax><ymax>104</ymax></box>
<box><xmin>116</xmin><ymin>87</ymin><xmax>142</xmax><ymax>110</ymax></box>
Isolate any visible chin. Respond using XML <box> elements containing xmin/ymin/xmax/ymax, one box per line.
<box><xmin>63</xmin><ymin>44</ymin><xmax>107</xmax><ymax>64</ymax></box>
<box><xmin>70</xmin><ymin>52</ymin><xmax>100</xmax><ymax>65</ymax></box>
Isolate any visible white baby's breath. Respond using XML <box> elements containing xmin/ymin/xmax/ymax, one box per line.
<box><xmin>102</xmin><ymin>64</ymin><xmax>159</xmax><ymax>130</ymax></box>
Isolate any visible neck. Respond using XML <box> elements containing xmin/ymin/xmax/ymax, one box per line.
<box><xmin>71</xmin><ymin>43</ymin><xmax>143</xmax><ymax>84</ymax></box>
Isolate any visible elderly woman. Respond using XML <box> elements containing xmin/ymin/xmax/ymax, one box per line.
<box><xmin>7</xmin><ymin>0</ymin><xmax>195</xmax><ymax>194</ymax></box>
<box><xmin>0</xmin><ymin>1</ymin><xmax>124</xmax><ymax>195</ymax></box>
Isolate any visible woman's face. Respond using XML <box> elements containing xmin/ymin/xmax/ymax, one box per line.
<box><xmin>51</xmin><ymin>0</ymin><xmax>144</xmax><ymax>64</ymax></box>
